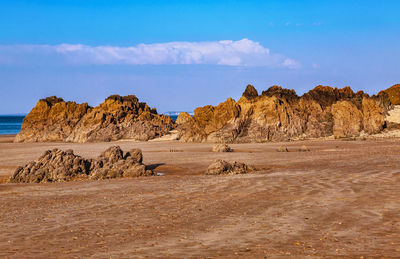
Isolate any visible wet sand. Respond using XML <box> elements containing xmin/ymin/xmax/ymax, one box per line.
<box><xmin>1</xmin><ymin>135</ymin><xmax>400</xmax><ymax>257</ymax></box>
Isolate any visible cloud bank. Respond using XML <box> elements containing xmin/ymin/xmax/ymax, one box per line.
<box><xmin>0</xmin><ymin>39</ymin><xmax>300</xmax><ymax>68</ymax></box>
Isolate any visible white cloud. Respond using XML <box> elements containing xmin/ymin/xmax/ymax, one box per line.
<box><xmin>0</xmin><ymin>39</ymin><xmax>300</xmax><ymax>68</ymax></box>
<box><xmin>282</xmin><ymin>58</ymin><xmax>301</xmax><ymax>69</ymax></box>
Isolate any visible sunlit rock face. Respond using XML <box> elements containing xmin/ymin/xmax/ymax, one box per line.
<box><xmin>177</xmin><ymin>84</ymin><xmax>387</xmax><ymax>142</ymax></box>
<box><xmin>15</xmin><ymin>95</ymin><xmax>175</xmax><ymax>143</ymax></box>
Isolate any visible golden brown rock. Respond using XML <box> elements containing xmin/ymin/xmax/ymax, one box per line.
<box><xmin>331</xmin><ymin>101</ymin><xmax>363</xmax><ymax>138</ymax></box>
<box><xmin>362</xmin><ymin>97</ymin><xmax>385</xmax><ymax>134</ymax></box>
<box><xmin>212</xmin><ymin>144</ymin><xmax>233</xmax><ymax>152</ymax></box>
<box><xmin>176</xmin><ymin>112</ymin><xmax>193</xmax><ymax>125</ymax></box>
<box><xmin>379</xmin><ymin>84</ymin><xmax>400</xmax><ymax>105</ymax></box>
<box><xmin>277</xmin><ymin>146</ymin><xmax>289</xmax><ymax>152</ymax></box>
<box><xmin>242</xmin><ymin>84</ymin><xmax>258</xmax><ymax>100</ymax></box>
<box><xmin>177</xmin><ymin>85</ymin><xmax>387</xmax><ymax>142</ymax></box>
<box><xmin>15</xmin><ymin>96</ymin><xmax>91</xmax><ymax>142</ymax></box>
<box><xmin>205</xmin><ymin>159</ymin><xmax>250</xmax><ymax>175</ymax></box>
<box><xmin>15</xmin><ymin>95</ymin><xmax>175</xmax><ymax>143</ymax></box>
<box><xmin>178</xmin><ymin>98</ymin><xmax>240</xmax><ymax>142</ymax></box>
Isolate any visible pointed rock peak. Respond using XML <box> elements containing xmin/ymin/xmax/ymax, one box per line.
<box><xmin>242</xmin><ymin>84</ymin><xmax>258</xmax><ymax>99</ymax></box>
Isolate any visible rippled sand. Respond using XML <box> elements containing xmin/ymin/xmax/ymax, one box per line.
<box><xmin>1</xmin><ymin>136</ymin><xmax>400</xmax><ymax>257</ymax></box>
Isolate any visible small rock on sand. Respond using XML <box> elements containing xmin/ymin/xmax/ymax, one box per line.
<box><xmin>212</xmin><ymin>144</ymin><xmax>233</xmax><ymax>152</ymax></box>
<box><xmin>206</xmin><ymin>159</ymin><xmax>251</xmax><ymax>175</ymax></box>
<box><xmin>277</xmin><ymin>146</ymin><xmax>289</xmax><ymax>152</ymax></box>
<box><xmin>298</xmin><ymin>145</ymin><xmax>310</xmax><ymax>152</ymax></box>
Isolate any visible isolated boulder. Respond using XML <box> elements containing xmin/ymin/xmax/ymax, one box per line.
<box><xmin>212</xmin><ymin>144</ymin><xmax>233</xmax><ymax>152</ymax></box>
<box><xmin>298</xmin><ymin>145</ymin><xmax>310</xmax><ymax>152</ymax></box>
<box><xmin>277</xmin><ymin>146</ymin><xmax>289</xmax><ymax>152</ymax></box>
<box><xmin>206</xmin><ymin>159</ymin><xmax>250</xmax><ymax>175</ymax></box>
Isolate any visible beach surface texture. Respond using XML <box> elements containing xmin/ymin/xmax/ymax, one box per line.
<box><xmin>1</xmin><ymin>136</ymin><xmax>400</xmax><ymax>257</ymax></box>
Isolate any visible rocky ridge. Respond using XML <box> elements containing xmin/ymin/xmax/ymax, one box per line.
<box><xmin>15</xmin><ymin>84</ymin><xmax>399</xmax><ymax>143</ymax></box>
<box><xmin>15</xmin><ymin>95</ymin><xmax>175</xmax><ymax>143</ymax></box>
<box><xmin>177</xmin><ymin>85</ymin><xmax>392</xmax><ymax>142</ymax></box>
<box><xmin>9</xmin><ymin>146</ymin><xmax>153</xmax><ymax>183</ymax></box>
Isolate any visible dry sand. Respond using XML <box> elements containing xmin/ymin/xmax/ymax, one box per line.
<box><xmin>1</xmin><ymin>135</ymin><xmax>400</xmax><ymax>258</ymax></box>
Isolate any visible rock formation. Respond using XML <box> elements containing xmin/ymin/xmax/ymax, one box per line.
<box><xmin>15</xmin><ymin>95</ymin><xmax>175</xmax><ymax>143</ymax></box>
<box><xmin>15</xmin><ymin>84</ymin><xmax>396</xmax><ymax>144</ymax></box>
<box><xmin>212</xmin><ymin>144</ymin><xmax>233</xmax><ymax>152</ymax></box>
<box><xmin>14</xmin><ymin>96</ymin><xmax>91</xmax><ymax>142</ymax></box>
<box><xmin>298</xmin><ymin>145</ymin><xmax>310</xmax><ymax>152</ymax></box>
<box><xmin>177</xmin><ymin>84</ymin><xmax>388</xmax><ymax>142</ymax></box>
<box><xmin>9</xmin><ymin>146</ymin><xmax>153</xmax><ymax>183</ymax></box>
<box><xmin>205</xmin><ymin>159</ymin><xmax>250</xmax><ymax>175</ymax></box>
<box><xmin>277</xmin><ymin>146</ymin><xmax>289</xmax><ymax>152</ymax></box>
<box><xmin>379</xmin><ymin>84</ymin><xmax>400</xmax><ymax>105</ymax></box>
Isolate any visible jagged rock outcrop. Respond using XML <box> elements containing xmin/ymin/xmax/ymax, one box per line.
<box><xmin>15</xmin><ymin>84</ymin><xmax>395</xmax><ymax>144</ymax></box>
<box><xmin>9</xmin><ymin>146</ymin><xmax>153</xmax><ymax>183</ymax></box>
<box><xmin>177</xmin><ymin>84</ymin><xmax>387</xmax><ymax>142</ymax></box>
<box><xmin>178</xmin><ymin>97</ymin><xmax>241</xmax><ymax>142</ymax></box>
<box><xmin>15</xmin><ymin>95</ymin><xmax>175</xmax><ymax>143</ymax></box>
<box><xmin>66</xmin><ymin>95</ymin><xmax>175</xmax><ymax>142</ymax></box>
<box><xmin>14</xmin><ymin>96</ymin><xmax>91</xmax><ymax>142</ymax></box>
<box><xmin>89</xmin><ymin>146</ymin><xmax>152</xmax><ymax>180</ymax></box>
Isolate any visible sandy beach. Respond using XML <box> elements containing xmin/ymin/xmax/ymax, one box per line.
<box><xmin>1</xmin><ymin>135</ymin><xmax>400</xmax><ymax>257</ymax></box>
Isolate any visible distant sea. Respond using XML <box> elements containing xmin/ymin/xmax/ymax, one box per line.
<box><xmin>0</xmin><ymin>115</ymin><xmax>25</xmax><ymax>135</ymax></box>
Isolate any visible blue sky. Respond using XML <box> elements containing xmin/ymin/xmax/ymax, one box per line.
<box><xmin>0</xmin><ymin>0</ymin><xmax>399</xmax><ymax>114</ymax></box>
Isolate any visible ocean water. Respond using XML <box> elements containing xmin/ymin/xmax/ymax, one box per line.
<box><xmin>170</xmin><ymin>115</ymin><xmax>178</xmax><ymax>121</ymax></box>
<box><xmin>0</xmin><ymin>115</ymin><xmax>25</xmax><ymax>135</ymax></box>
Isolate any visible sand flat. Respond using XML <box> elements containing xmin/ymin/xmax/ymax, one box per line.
<box><xmin>1</xmin><ymin>135</ymin><xmax>400</xmax><ymax>257</ymax></box>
